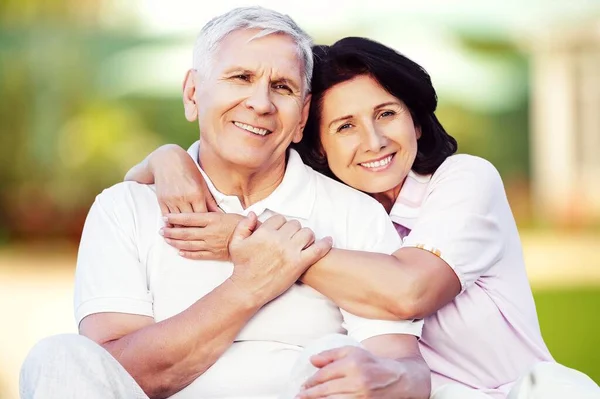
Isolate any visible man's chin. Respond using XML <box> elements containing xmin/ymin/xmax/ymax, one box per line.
<box><xmin>222</xmin><ymin>153</ymin><xmax>281</xmax><ymax>171</ymax></box>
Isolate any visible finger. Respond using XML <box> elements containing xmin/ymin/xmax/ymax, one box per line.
<box><xmin>165</xmin><ymin>212</ymin><xmax>214</xmax><ymax>227</ymax></box>
<box><xmin>230</xmin><ymin>212</ymin><xmax>258</xmax><ymax>243</ymax></box>
<box><xmin>278</xmin><ymin>219</ymin><xmax>302</xmax><ymax>239</ymax></box>
<box><xmin>300</xmin><ymin>237</ymin><xmax>333</xmax><ymax>267</ymax></box>
<box><xmin>178</xmin><ymin>202</ymin><xmax>195</xmax><ymax>214</ymax></box>
<box><xmin>302</xmin><ymin>360</ymin><xmax>347</xmax><ymax>389</ymax></box>
<box><xmin>259</xmin><ymin>214</ymin><xmax>287</xmax><ymax>231</ymax></box>
<box><xmin>159</xmin><ymin>202</ymin><xmax>170</xmax><ymax>217</ymax></box>
<box><xmin>206</xmin><ymin>194</ymin><xmax>222</xmax><ymax>213</ymax></box>
<box><xmin>309</xmin><ymin>345</ymin><xmax>353</xmax><ymax>368</ymax></box>
<box><xmin>161</xmin><ymin>227</ymin><xmax>207</xmax><ymax>241</ymax></box>
<box><xmin>296</xmin><ymin>378</ymin><xmax>352</xmax><ymax>399</ymax></box>
<box><xmin>179</xmin><ymin>250</ymin><xmax>217</xmax><ymax>260</ymax></box>
<box><xmin>190</xmin><ymin>200</ymin><xmax>208</xmax><ymax>213</ymax></box>
<box><xmin>166</xmin><ymin>204</ymin><xmax>179</xmax><ymax>214</ymax></box>
<box><xmin>292</xmin><ymin>227</ymin><xmax>315</xmax><ymax>250</ymax></box>
<box><xmin>164</xmin><ymin>238</ymin><xmax>207</xmax><ymax>252</ymax></box>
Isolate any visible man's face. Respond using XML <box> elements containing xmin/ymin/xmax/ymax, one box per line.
<box><xmin>185</xmin><ymin>29</ymin><xmax>310</xmax><ymax>173</ymax></box>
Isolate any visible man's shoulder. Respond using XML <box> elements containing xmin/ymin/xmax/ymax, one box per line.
<box><xmin>308</xmin><ymin>168</ymin><xmax>383</xmax><ymax>210</ymax></box>
<box><xmin>95</xmin><ymin>181</ymin><xmax>159</xmax><ymax>215</ymax></box>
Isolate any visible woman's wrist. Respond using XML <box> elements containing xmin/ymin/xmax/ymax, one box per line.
<box><xmin>148</xmin><ymin>144</ymin><xmax>188</xmax><ymax>175</ymax></box>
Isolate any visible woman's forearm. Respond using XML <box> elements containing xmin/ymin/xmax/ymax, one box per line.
<box><xmin>124</xmin><ymin>144</ymin><xmax>190</xmax><ymax>184</ymax></box>
<box><xmin>124</xmin><ymin>157</ymin><xmax>155</xmax><ymax>183</ymax></box>
<box><xmin>301</xmin><ymin>247</ymin><xmax>459</xmax><ymax>320</ymax></box>
<box><xmin>301</xmin><ymin>249</ymin><xmax>412</xmax><ymax>320</ymax></box>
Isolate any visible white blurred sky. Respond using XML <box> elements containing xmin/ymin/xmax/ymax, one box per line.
<box><xmin>101</xmin><ymin>0</ymin><xmax>600</xmax><ymax>111</ymax></box>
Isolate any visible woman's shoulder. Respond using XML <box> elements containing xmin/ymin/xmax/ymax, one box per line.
<box><xmin>426</xmin><ymin>154</ymin><xmax>503</xmax><ymax>190</ymax></box>
<box><xmin>436</xmin><ymin>153</ymin><xmax>499</xmax><ymax>176</ymax></box>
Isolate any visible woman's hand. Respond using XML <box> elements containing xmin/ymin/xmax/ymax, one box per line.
<box><xmin>161</xmin><ymin>212</ymin><xmax>245</xmax><ymax>261</ymax></box>
<box><xmin>297</xmin><ymin>347</ymin><xmax>420</xmax><ymax>399</ymax></box>
<box><xmin>125</xmin><ymin>144</ymin><xmax>219</xmax><ymax>215</ymax></box>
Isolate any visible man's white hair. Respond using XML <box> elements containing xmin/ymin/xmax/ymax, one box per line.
<box><xmin>193</xmin><ymin>6</ymin><xmax>314</xmax><ymax>94</ymax></box>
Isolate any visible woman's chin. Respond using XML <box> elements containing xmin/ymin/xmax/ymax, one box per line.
<box><xmin>356</xmin><ymin>181</ymin><xmax>403</xmax><ymax>196</ymax></box>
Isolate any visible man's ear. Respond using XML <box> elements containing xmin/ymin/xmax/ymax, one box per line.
<box><xmin>292</xmin><ymin>93</ymin><xmax>312</xmax><ymax>144</ymax></box>
<box><xmin>183</xmin><ymin>69</ymin><xmax>198</xmax><ymax>122</ymax></box>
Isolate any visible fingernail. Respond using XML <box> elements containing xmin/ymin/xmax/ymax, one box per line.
<box><xmin>179</xmin><ymin>250</ymin><xmax>185</xmax><ymax>257</ymax></box>
<box><xmin>163</xmin><ymin>216</ymin><xmax>169</xmax><ymax>222</ymax></box>
<box><xmin>158</xmin><ymin>228</ymin><xmax>164</xmax><ymax>236</ymax></box>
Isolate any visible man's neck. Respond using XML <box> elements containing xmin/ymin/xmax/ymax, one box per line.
<box><xmin>197</xmin><ymin>146</ymin><xmax>286</xmax><ymax>209</ymax></box>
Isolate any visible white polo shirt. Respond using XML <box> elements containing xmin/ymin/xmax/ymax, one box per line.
<box><xmin>74</xmin><ymin>142</ymin><xmax>422</xmax><ymax>399</ymax></box>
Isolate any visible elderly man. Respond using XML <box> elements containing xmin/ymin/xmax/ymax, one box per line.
<box><xmin>20</xmin><ymin>7</ymin><xmax>430</xmax><ymax>399</ymax></box>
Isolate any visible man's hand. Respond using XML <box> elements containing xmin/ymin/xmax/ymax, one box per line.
<box><xmin>296</xmin><ymin>346</ymin><xmax>416</xmax><ymax>399</ymax></box>
<box><xmin>161</xmin><ymin>212</ymin><xmax>244</xmax><ymax>260</ymax></box>
<box><xmin>228</xmin><ymin>212</ymin><xmax>333</xmax><ymax>306</ymax></box>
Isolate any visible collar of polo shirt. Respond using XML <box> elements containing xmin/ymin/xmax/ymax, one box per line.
<box><xmin>186</xmin><ymin>141</ymin><xmax>316</xmax><ymax>219</ymax></box>
<box><xmin>389</xmin><ymin>170</ymin><xmax>431</xmax><ymax>230</ymax></box>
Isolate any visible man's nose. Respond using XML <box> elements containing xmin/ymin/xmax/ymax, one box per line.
<box><xmin>244</xmin><ymin>83</ymin><xmax>276</xmax><ymax>115</ymax></box>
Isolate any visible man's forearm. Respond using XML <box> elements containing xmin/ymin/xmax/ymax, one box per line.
<box><xmin>103</xmin><ymin>279</ymin><xmax>261</xmax><ymax>398</ymax></box>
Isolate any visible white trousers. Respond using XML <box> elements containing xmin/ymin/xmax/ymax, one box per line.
<box><xmin>431</xmin><ymin>362</ymin><xmax>600</xmax><ymax>399</ymax></box>
<box><xmin>20</xmin><ymin>333</ymin><xmax>600</xmax><ymax>399</ymax></box>
<box><xmin>19</xmin><ymin>333</ymin><xmax>359</xmax><ymax>399</ymax></box>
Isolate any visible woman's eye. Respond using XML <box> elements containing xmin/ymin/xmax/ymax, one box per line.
<box><xmin>233</xmin><ymin>74</ymin><xmax>250</xmax><ymax>81</ymax></box>
<box><xmin>337</xmin><ymin>123</ymin><xmax>352</xmax><ymax>132</ymax></box>
<box><xmin>380</xmin><ymin>110</ymin><xmax>395</xmax><ymax>118</ymax></box>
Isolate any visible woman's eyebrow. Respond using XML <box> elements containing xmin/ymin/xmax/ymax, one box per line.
<box><xmin>328</xmin><ymin>115</ymin><xmax>353</xmax><ymax>129</ymax></box>
<box><xmin>374</xmin><ymin>101</ymin><xmax>401</xmax><ymax>111</ymax></box>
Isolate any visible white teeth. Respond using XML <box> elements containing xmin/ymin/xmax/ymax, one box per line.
<box><xmin>233</xmin><ymin>121</ymin><xmax>270</xmax><ymax>136</ymax></box>
<box><xmin>361</xmin><ymin>155</ymin><xmax>393</xmax><ymax>169</ymax></box>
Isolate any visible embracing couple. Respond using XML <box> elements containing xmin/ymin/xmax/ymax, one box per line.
<box><xmin>20</xmin><ymin>6</ymin><xmax>600</xmax><ymax>399</ymax></box>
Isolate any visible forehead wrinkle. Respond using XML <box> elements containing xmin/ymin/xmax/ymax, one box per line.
<box><xmin>215</xmin><ymin>32</ymin><xmax>305</xmax><ymax>96</ymax></box>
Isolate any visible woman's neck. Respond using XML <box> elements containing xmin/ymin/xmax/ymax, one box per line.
<box><xmin>371</xmin><ymin>180</ymin><xmax>405</xmax><ymax>214</ymax></box>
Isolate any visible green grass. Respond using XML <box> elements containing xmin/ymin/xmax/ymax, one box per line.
<box><xmin>534</xmin><ymin>287</ymin><xmax>600</xmax><ymax>383</ymax></box>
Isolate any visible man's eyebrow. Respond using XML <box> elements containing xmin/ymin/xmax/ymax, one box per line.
<box><xmin>328</xmin><ymin>115</ymin><xmax>353</xmax><ymax>129</ymax></box>
<box><xmin>222</xmin><ymin>67</ymin><xmax>254</xmax><ymax>76</ymax></box>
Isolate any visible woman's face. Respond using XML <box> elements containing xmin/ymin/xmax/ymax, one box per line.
<box><xmin>319</xmin><ymin>74</ymin><xmax>420</xmax><ymax>194</ymax></box>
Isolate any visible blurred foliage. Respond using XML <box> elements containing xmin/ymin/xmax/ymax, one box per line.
<box><xmin>0</xmin><ymin>0</ymin><xmax>537</xmax><ymax>244</ymax></box>
<box><xmin>535</xmin><ymin>287</ymin><xmax>600</xmax><ymax>383</ymax></box>
<box><xmin>0</xmin><ymin>0</ymin><xmax>197</xmax><ymax>242</ymax></box>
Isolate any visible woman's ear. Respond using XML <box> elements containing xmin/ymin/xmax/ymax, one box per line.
<box><xmin>183</xmin><ymin>69</ymin><xmax>198</xmax><ymax>122</ymax></box>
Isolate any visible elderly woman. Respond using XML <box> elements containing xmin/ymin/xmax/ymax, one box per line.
<box><xmin>126</xmin><ymin>37</ymin><xmax>599</xmax><ymax>398</ymax></box>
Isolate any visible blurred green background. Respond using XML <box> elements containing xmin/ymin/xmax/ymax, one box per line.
<box><xmin>1</xmin><ymin>1</ymin><xmax>599</xmax><ymax>398</ymax></box>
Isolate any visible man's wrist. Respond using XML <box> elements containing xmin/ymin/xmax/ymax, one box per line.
<box><xmin>222</xmin><ymin>277</ymin><xmax>265</xmax><ymax>311</ymax></box>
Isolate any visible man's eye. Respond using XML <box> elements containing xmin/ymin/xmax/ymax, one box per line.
<box><xmin>233</xmin><ymin>74</ymin><xmax>250</xmax><ymax>81</ymax></box>
<box><xmin>273</xmin><ymin>84</ymin><xmax>292</xmax><ymax>93</ymax></box>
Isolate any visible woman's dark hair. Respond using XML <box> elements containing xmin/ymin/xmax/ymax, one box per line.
<box><xmin>292</xmin><ymin>37</ymin><xmax>457</xmax><ymax>180</ymax></box>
